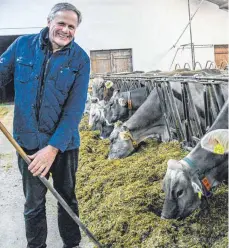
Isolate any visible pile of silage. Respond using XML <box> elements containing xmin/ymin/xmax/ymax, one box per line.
<box><xmin>0</xmin><ymin>105</ymin><xmax>10</xmax><ymax>117</ymax></box>
<box><xmin>77</xmin><ymin>117</ymin><xmax>228</xmax><ymax>248</ymax></box>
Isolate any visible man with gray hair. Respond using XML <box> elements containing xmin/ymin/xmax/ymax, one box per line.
<box><xmin>0</xmin><ymin>2</ymin><xmax>90</xmax><ymax>248</ymax></box>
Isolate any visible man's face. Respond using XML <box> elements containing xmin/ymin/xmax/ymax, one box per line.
<box><xmin>48</xmin><ymin>10</ymin><xmax>78</xmax><ymax>50</ymax></box>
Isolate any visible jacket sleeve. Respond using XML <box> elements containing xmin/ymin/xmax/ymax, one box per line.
<box><xmin>0</xmin><ymin>39</ymin><xmax>17</xmax><ymax>89</ymax></box>
<box><xmin>48</xmin><ymin>57</ymin><xmax>90</xmax><ymax>152</ymax></box>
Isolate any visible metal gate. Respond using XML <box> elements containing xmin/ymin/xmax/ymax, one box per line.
<box><xmin>90</xmin><ymin>48</ymin><xmax>133</xmax><ymax>75</ymax></box>
<box><xmin>103</xmin><ymin>73</ymin><xmax>228</xmax><ymax>149</ymax></box>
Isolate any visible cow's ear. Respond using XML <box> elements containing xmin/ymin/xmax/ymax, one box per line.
<box><xmin>191</xmin><ymin>175</ymin><xmax>203</xmax><ymax>195</ymax></box>
<box><xmin>119</xmin><ymin>131</ymin><xmax>131</xmax><ymax>141</ymax></box>
<box><xmin>114</xmin><ymin>120</ymin><xmax>123</xmax><ymax>128</ymax></box>
<box><xmin>91</xmin><ymin>98</ymin><xmax>99</xmax><ymax>104</ymax></box>
<box><xmin>105</xmin><ymin>80</ymin><xmax>114</xmax><ymax>89</ymax></box>
<box><xmin>167</xmin><ymin>159</ymin><xmax>182</xmax><ymax>170</ymax></box>
<box><xmin>118</xmin><ymin>98</ymin><xmax>127</xmax><ymax>106</ymax></box>
<box><xmin>191</xmin><ymin>181</ymin><xmax>203</xmax><ymax>194</ymax></box>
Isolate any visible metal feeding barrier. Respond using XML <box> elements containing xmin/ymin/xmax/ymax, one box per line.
<box><xmin>103</xmin><ymin>73</ymin><xmax>228</xmax><ymax>150</ymax></box>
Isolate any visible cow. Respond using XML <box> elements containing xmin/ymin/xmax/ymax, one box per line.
<box><xmin>108</xmin><ymin>75</ymin><xmax>227</xmax><ymax>159</ymax></box>
<box><xmin>89</xmin><ymin>100</ymin><xmax>106</xmax><ymax>130</ymax></box>
<box><xmin>88</xmin><ymin>99</ymin><xmax>114</xmax><ymax>138</ymax></box>
<box><xmin>89</xmin><ymin>78</ymin><xmax>124</xmax><ymax>133</ymax></box>
<box><xmin>90</xmin><ymin>85</ymin><xmax>150</xmax><ymax>139</ymax></box>
<box><xmin>161</xmin><ymin>100</ymin><xmax>228</xmax><ymax>219</ymax></box>
<box><xmin>104</xmin><ymin>86</ymin><xmax>150</xmax><ymax>124</ymax></box>
<box><xmin>91</xmin><ymin>77</ymin><xmax>115</xmax><ymax>102</ymax></box>
<box><xmin>108</xmin><ymin>87</ymin><xmax>183</xmax><ymax>159</ymax></box>
<box><xmin>94</xmin><ymin>86</ymin><xmax>151</xmax><ymax>139</ymax></box>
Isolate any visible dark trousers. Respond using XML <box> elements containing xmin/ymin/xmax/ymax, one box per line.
<box><xmin>17</xmin><ymin>148</ymin><xmax>81</xmax><ymax>248</ymax></box>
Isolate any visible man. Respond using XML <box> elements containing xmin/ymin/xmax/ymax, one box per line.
<box><xmin>0</xmin><ymin>3</ymin><xmax>90</xmax><ymax>248</ymax></box>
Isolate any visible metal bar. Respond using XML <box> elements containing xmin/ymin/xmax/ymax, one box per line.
<box><xmin>0</xmin><ymin>122</ymin><xmax>103</xmax><ymax>248</ymax></box>
<box><xmin>203</xmin><ymin>85</ymin><xmax>207</xmax><ymax>131</ymax></box>
<box><xmin>203</xmin><ymin>84</ymin><xmax>211</xmax><ymax>132</ymax></box>
<box><xmin>212</xmin><ymin>84</ymin><xmax>225</xmax><ymax>109</ymax></box>
<box><xmin>194</xmin><ymin>61</ymin><xmax>202</xmax><ymax>70</ymax></box>
<box><xmin>181</xmin><ymin>82</ymin><xmax>192</xmax><ymax>144</ymax></box>
<box><xmin>169</xmin><ymin>0</ymin><xmax>205</xmax><ymax>49</ymax></box>
<box><xmin>184</xmin><ymin>83</ymin><xmax>194</xmax><ymax>142</ymax></box>
<box><xmin>187</xmin><ymin>0</ymin><xmax>196</xmax><ymax>70</ymax></box>
<box><xmin>192</xmin><ymin>136</ymin><xmax>200</xmax><ymax>143</ymax></box>
<box><xmin>169</xmin><ymin>48</ymin><xmax>180</xmax><ymax>70</ymax></box>
<box><xmin>207</xmin><ymin>84</ymin><xmax>213</xmax><ymax>126</ymax></box>
<box><xmin>208</xmin><ymin>84</ymin><xmax>220</xmax><ymax>120</ymax></box>
<box><xmin>161</xmin><ymin>82</ymin><xmax>180</xmax><ymax>140</ymax></box>
<box><xmin>166</xmin><ymin>81</ymin><xmax>185</xmax><ymax>140</ymax></box>
<box><xmin>185</xmin><ymin>82</ymin><xmax>203</xmax><ymax>137</ymax></box>
<box><xmin>103</xmin><ymin>75</ymin><xmax>228</xmax><ymax>82</ymax></box>
<box><xmin>180</xmin><ymin>44</ymin><xmax>214</xmax><ymax>49</ymax></box>
<box><xmin>155</xmin><ymin>82</ymin><xmax>172</xmax><ymax>140</ymax></box>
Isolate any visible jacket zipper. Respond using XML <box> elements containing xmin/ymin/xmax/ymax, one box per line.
<box><xmin>37</xmin><ymin>55</ymin><xmax>52</xmax><ymax>128</ymax></box>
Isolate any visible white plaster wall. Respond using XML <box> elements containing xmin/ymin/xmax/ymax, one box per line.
<box><xmin>0</xmin><ymin>0</ymin><xmax>228</xmax><ymax>71</ymax></box>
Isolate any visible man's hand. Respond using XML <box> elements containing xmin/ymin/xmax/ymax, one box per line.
<box><xmin>28</xmin><ymin>145</ymin><xmax>59</xmax><ymax>177</ymax></box>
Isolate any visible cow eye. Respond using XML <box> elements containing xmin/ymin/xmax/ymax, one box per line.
<box><xmin>176</xmin><ymin>189</ymin><xmax>184</xmax><ymax>198</ymax></box>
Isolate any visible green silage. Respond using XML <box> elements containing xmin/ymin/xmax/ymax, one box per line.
<box><xmin>0</xmin><ymin>105</ymin><xmax>9</xmax><ymax>117</ymax></box>
<box><xmin>77</xmin><ymin>118</ymin><xmax>228</xmax><ymax>248</ymax></box>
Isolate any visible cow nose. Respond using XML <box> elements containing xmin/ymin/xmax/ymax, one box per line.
<box><xmin>91</xmin><ymin>97</ymin><xmax>99</xmax><ymax>103</ymax></box>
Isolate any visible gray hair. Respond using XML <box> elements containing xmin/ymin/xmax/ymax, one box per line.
<box><xmin>48</xmin><ymin>2</ymin><xmax>82</xmax><ymax>25</ymax></box>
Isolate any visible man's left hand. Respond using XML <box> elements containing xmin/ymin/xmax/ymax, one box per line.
<box><xmin>28</xmin><ymin>145</ymin><xmax>59</xmax><ymax>177</ymax></box>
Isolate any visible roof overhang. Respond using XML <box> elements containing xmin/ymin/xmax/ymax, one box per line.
<box><xmin>206</xmin><ymin>0</ymin><xmax>228</xmax><ymax>11</ymax></box>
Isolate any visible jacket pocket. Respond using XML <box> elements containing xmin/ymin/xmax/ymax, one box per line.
<box><xmin>56</xmin><ymin>67</ymin><xmax>78</xmax><ymax>92</ymax></box>
<box><xmin>15</xmin><ymin>57</ymin><xmax>33</xmax><ymax>83</ymax></box>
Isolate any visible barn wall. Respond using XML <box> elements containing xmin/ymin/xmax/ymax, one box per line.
<box><xmin>0</xmin><ymin>0</ymin><xmax>227</xmax><ymax>72</ymax></box>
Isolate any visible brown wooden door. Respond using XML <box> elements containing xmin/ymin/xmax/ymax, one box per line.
<box><xmin>214</xmin><ymin>45</ymin><xmax>228</xmax><ymax>69</ymax></box>
<box><xmin>90</xmin><ymin>49</ymin><xmax>133</xmax><ymax>74</ymax></box>
<box><xmin>90</xmin><ymin>50</ymin><xmax>111</xmax><ymax>74</ymax></box>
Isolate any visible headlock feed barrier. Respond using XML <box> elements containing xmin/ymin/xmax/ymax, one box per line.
<box><xmin>102</xmin><ymin>71</ymin><xmax>228</xmax><ymax>150</ymax></box>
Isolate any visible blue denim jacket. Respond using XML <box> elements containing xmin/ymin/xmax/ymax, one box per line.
<box><xmin>0</xmin><ymin>27</ymin><xmax>90</xmax><ymax>152</ymax></box>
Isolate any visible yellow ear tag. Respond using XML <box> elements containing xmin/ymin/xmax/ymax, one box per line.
<box><xmin>105</xmin><ymin>81</ymin><xmax>113</xmax><ymax>89</ymax></box>
<box><xmin>213</xmin><ymin>144</ymin><xmax>225</xmax><ymax>154</ymax></box>
<box><xmin>114</xmin><ymin>121</ymin><xmax>123</xmax><ymax>127</ymax></box>
<box><xmin>132</xmin><ymin>140</ymin><xmax>138</xmax><ymax>147</ymax></box>
<box><xmin>119</xmin><ymin>132</ymin><xmax>130</xmax><ymax>141</ymax></box>
<box><xmin>198</xmin><ymin>191</ymin><xmax>202</xmax><ymax>199</ymax></box>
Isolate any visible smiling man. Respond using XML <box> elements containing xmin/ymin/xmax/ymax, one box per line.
<box><xmin>0</xmin><ymin>3</ymin><xmax>90</xmax><ymax>248</ymax></box>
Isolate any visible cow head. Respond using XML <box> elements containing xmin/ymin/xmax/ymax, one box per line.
<box><xmin>100</xmin><ymin>122</ymin><xmax>114</xmax><ymax>139</ymax></box>
<box><xmin>103</xmin><ymin>80</ymin><xmax>115</xmax><ymax>102</ymax></box>
<box><xmin>104</xmin><ymin>92</ymin><xmax>129</xmax><ymax>124</ymax></box>
<box><xmin>161</xmin><ymin>159</ymin><xmax>202</xmax><ymax>219</ymax></box>
<box><xmin>91</xmin><ymin>77</ymin><xmax>105</xmax><ymax>101</ymax></box>
<box><xmin>89</xmin><ymin>100</ymin><xmax>114</xmax><ymax>138</ymax></box>
<box><xmin>108</xmin><ymin>123</ymin><xmax>136</xmax><ymax>159</ymax></box>
<box><xmin>91</xmin><ymin>78</ymin><xmax>115</xmax><ymax>102</ymax></box>
<box><xmin>89</xmin><ymin>100</ymin><xmax>105</xmax><ymax>128</ymax></box>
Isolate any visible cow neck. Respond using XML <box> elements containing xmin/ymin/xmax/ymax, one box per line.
<box><xmin>179</xmin><ymin>158</ymin><xmax>197</xmax><ymax>174</ymax></box>
<box><xmin>103</xmin><ymin>87</ymin><xmax>108</xmax><ymax>99</ymax></box>
<box><xmin>179</xmin><ymin>157</ymin><xmax>213</xmax><ymax>198</ymax></box>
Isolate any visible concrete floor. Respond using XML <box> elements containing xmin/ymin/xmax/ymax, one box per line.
<box><xmin>0</xmin><ymin>104</ymin><xmax>94</xmax><ymax>248</ymax></box>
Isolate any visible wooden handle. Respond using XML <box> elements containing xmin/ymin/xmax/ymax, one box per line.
<box><xmin>0</xmin><ymin>121</ymin><xmax>103</xmax><ymax>247</ymax></box>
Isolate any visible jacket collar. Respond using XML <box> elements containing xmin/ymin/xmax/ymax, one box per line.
<box><xmin>39</xmin><ymin>27</ymin><xmax>74</xmax><ymax>52</ymax></box>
